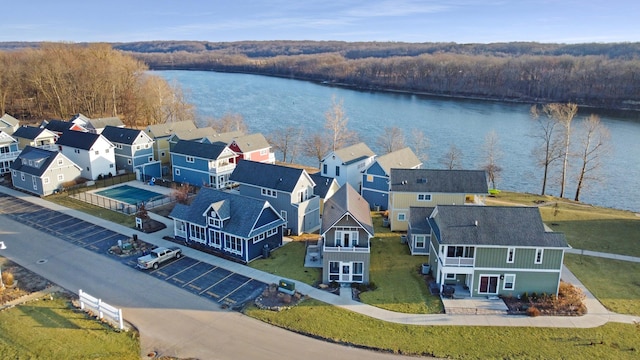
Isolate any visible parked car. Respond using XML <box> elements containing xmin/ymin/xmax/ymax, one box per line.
<box><xmin>137</xmin><ymin>246</ymin><xmax>182</xmax><ymax>270</ymax></box>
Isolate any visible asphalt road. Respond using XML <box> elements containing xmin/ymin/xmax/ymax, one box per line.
<box><xmin>0</xmin><ymin>214</ymin><xmax>412</xmax><ymax>359</ymax></box>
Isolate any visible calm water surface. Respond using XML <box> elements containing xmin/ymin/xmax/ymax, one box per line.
<box><xmin>157</xmin><ymin>70</ymin><xmax>640</xmax><ymax>212</ymax></box>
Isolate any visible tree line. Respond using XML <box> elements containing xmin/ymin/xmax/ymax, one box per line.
<box><xmin>0</xmin><ymin>43</ymin><xmax>194</xmax><ymax>126</ymax></box>
<box><xmin>110</xmin><ymin>40</ymin><xmax>640</xmax><ymax>111</ymax></box>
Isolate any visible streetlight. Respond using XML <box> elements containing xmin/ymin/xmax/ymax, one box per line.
<box><xmin>0</xmin><ymin>241</ymin><xmax>6</xmax><ymax>290</ymax></box>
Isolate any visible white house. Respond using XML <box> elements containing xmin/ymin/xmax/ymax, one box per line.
<box><xmin>320</xmin><ymin>142</ymin><xmax>375</xmax><ymax>191</ymax></box>
<box><xmin>56</xmin><ymin>131</ymin><xmax>116</xmax><ymax>180</ymax></box>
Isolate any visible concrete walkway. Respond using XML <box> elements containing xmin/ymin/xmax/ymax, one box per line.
<box><xmin>1</xmin><ymin>183</ymin><xmax>638</xmax><ymax>329</ymax></box>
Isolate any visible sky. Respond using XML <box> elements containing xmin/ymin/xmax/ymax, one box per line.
<box><xmin>2</xmin><ymin>0</ymin><xmax>638</xmax><ymax>44</ymax></box>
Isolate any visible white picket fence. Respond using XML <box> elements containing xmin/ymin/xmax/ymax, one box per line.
<box><xmin>78</xmin><ymin>289</ymin><xmax>124</xmax><ymax>330</ymax></box>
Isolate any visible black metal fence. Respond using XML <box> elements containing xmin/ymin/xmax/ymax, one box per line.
<box><xmin>66</xmin><ymin>173</ymin><xmax>137</xmax><ymax>196</ymax></box>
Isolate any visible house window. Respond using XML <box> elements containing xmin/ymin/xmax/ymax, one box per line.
<box><xmin>75</xmin><ymin>149</ymin><xmax>80</xmax><ymax>154</ymax></box>
<box><xmin>208</xmin><ymin>217</ymin><xmax>222</xmax><ymax>229</ymax></box>
<box><xmin>417</xmin><ymin>193</ymin><xmax>431</xmax><ymax>201</ymax></box>
<box><xmin>175</xmin><ymin>168</ymin><xmax>180</xmax><ymax>176</ymax></box>
<box><xmin>32</xmin><ymin>177</ymin><xmax>37</xmax><ymax>190</ymax></box>
<box><xmin>323</xmin><ymin>164</ymin><xmax>327</xmax><ymax>174</ymax></box>
<box><xmin>366</xmin><ymin>174</ymin><xmax>373</xmax><ymax>182</ymax></box>
<box><xmin>503</xmin><ymin>274</ymin><xmax>516</xmax><ymax>290</ymax></box>
<box><xmin>329</xmin><ymin>261</ymin><xmax>340</xmax><ymax>281</ymax></box>
<box><xmin>397</xmin><ymin>213</ymin><xmax>406</xmax><ymax>221</ymax></box>
<box><xmin>335</xmin><ymin>166</ymin><xmax>340</xmax><ymax>176</ymax></box>
<box><xmin>261</xmin><ymin>188</ymin><xmax>277</xmax><ymax>198</ymax></box>
<box><xmin>209</xmin><ymin>230</ymin><xmax>223</xmax><ymax>248</ymax></box>
<box><xmin>266</xmin><ymin>227</ymin><xmax>278</xmax><ymax>237</ymax></box>
<box><xmin>12</xmin><ymin>170</ymin><xmax>16</xmax><ymax>177</ymax></box>
<box><xmin>116</xmin><ymin>144</ymin><xmax>123</xmax><ymax>149</ymax></box>
<box><xmin>189</xmin><ymin>224</ymin><xmax>206</xmax><ymax>244</ymax></box>
<box><xmin>535</xmin><ymin>248</ymin><xmax>544</xmax><ymax>264</ymax></box>
<box><xmin>86</xmin><ymin>167</ymin><xmax>90</xmax><ymax>171</ymax></box>
<box><xmin>43</xmin><ymin>177</ymin><xmax>50</xmax><ymax>185</ymax></box>
<box><xmin>127</xmin><ymin>159</ymin><xmax>132</xmax><ymax>165</ymax></box>
<box><xmin>224</xmin><ymin>234</ymin><xmax>242</xmax><ymax>255</ymax></box>
<box><xmin>415</xmin><ymin>235</ymin><xmax>425</xmax><ymax>248</ymax></box>
<box><xmin>148</xmin><ymin>156</ymin><xmax>153</xmax><ymax>162</ymax></box>
<box><xmin>186</xmin><ymin>156</ymin><xmax>194</xmax><ymax>163</ymax></box>
<box><xmin>94</xmin><ymin>150</ymin><xmax>99</xmax><ymax>155</ymax></box>
<box><xmin>260</xmin><ymin>149</ymin><xmax>267</xmax><ymax>155</ymax></box>
<box><xmin>507</xmin><ymin>247</ymin><xmax>515</xmax><ymax>263</ymax></box>
<box><xmin>57</xmin><ymin>174</ymin><xmax>64</xmax><ymax>181</ymax></box>
<box><xmin>445</xmin><ymin>273</ymin><xmax>456</xmax><ymax>280</ymax></box>
<box><xmin>352</xmin><ymin>262</ymin><xmax>364</xmax><ymax>282</ymax></box>
<box><xmin>105</xmin><ymin>149</ymin><xmax>110</xmax><ymax>153</ymax></box>
<box><xmin>161</xmin><ymin>151</ymin><xmax>166</xmax><ymax>157</ymax></box>
<box><xmin>447</xmin><ymin>246</ymin><xmax>474</xmax><ymax>258</ymax></box>
<box><xmin>109</xmin><ymin>164</ymin><xmax>114</xmax><ymax>168</ymax></box>
<box><xmin>21</xmin><ymin>173</ymin><xmax>25</xmax><ymax>181</ymax></box>
<box><xmin>136</xmin><ymin>145</ymin><xmax>141</xmax><ymax>150</ymax></box>
<box><xmin>57</xmin><ymin>159</ymin><xmax>64</xmax><ymax>166</ymax></box>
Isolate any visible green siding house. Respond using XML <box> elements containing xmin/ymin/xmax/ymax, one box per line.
<box><xmin>427</xmin><ymin>205</ymin><xmax>569</xmax><ymax>297</ymax></box>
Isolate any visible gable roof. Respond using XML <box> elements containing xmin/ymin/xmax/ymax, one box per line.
<box><xmin>374</xmin><ymin>147</ymin><xmax>422</xmax><ymax>174</ymax></box>
<box><xmin>230</xmin><ymin>160</ymin><xmax>313</xmax><ymax>193</ymax></box>
<box><xmin>170</xmin><ymin>127</ymin><xmax>220</xmax><ymax>142</ymax></box>
<box><xmin>10</xmin><ymin>146</ymin><xmax>78</xmax><ymax>176</ymax></box>
<box><xmin>11</xmin><ymin>126</ymin><xmax>52</xmax><ymax>140</ymax></box>
<box><xmin>231</xmin><ymin>133</ymin><xmax>270</xmax><ymax>152</ymax></box>
<box><xmin>321</xmin><ymin>184</ymin><xmax>374</xmax><ymax>236</ymax></box>
<box><xmin>145</xmin><ymin>120</ymin><xmax>197</xmax><ymax>137</ymax></box>
<box><xmin>310</xmin><ymin>173</ymin><xmax>338</xmax><ymax>198</ymax></box>
<box><xmin>42</xmin><ymin>119</ymin><xmax>75</xmax><ymax>133</ymax></box>
<box><xmin>205</xmin><ymin>130</ymin><xmax>245</xmax><ymax>145</ymax></box>
<box><xmin>429</xmin><ymin>205</ymin><xmax>568</xmax><ymax>248</ymax></box>
<box><xmin>0</xmin><ymin>131</ymin><xmax>17</xmax><ymax>145</ymax></box>
<box><xmin>101</xmin><ymin>126</ymin><xmax>149</xmax><ymax>145</ymax></box>
<box><xmin>88</xmin><ymin>117</ymin><xmax>123</xmax><ymax>129</ymax></box>
<box><xmin>56</xmin><ymin>130</ymin><xmax>108</xmax><ymax>150</ymax></box>
<box><xmin>326</xmin><ymin>142</ymin><xmax>375</xmax><ymax>165</ymax></box>
<box><xmin>171</xmin><ymin>140</ymin><xmax>230</xmax><ymax>160</ymax></box>
<box><xmin>169</xmin><ymin>187</ymin><xmax>284</xmax><ymax>238</ymax></box>
<box><xmin>408</xmin><ymin>206</ymin><xmax>435</xmax><ymax>234</ymax></box>
<box><xmin>0</xmin><ymin>113</ymin><xmax>20</xmax><ymax>130</ymax></box>
<box><xmin>390</xmin><ymin>168</ymin><xmax>488</xmax><ymax>194</ymax></box>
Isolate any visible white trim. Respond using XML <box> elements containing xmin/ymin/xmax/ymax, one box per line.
<box><xmin>502</xmin><ymin>274</ymin><xmax>516</xmax><ymax>290</ymax></box>
<box><xmin>506</xmin><ymin>247</ymin><xmax>515</xmax><ymax>263</ymax></box>
<box><xmin>535</xmin><ymin>248</ymin><xmax>544</xmax><ymax>264</ymax></box>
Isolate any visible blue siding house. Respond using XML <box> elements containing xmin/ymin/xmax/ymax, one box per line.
<box><xmin>230</xmin><ymin>160</ymin><xmax>320</xmax><ymax>235</ymax></box>
<box><xmin>169</xmin><ymin>188</ymin><xmax>286</xmax><ymax>263</ymax></box>
<box><xmin>101</xmin><ymin>125</ymin><xmax>160</xmax><ymax>178</ymax></box>
<box><xmin>361</xmin><ymin>147</ymin><xmax>422</xmax><ymax>211</ymax></box>
<box><xmin>170</xmin><ymin>140</ymin><xmax>237</xmax><ymax>188</ymax></box>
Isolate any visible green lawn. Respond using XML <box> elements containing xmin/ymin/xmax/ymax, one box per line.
<box><xmin>564</xmin><ymin>254</ymin><xmax>640</xmax><ymax>315</ymax></box>
<box><xmin>47</xmin><ymin>193</ymin><xmax>136</xmax><ymax>228</ymax></box>
<box><xmin>249</xmin><ymin>240</ymin><xmax>321</xmax><ymax>286</ymax></box>
<box><xmin>0</xmin><ymin>295</ymin><xmax>139</xmax><ymax>359</ymax></box>
<box><xmin>245</xmin><ymin>299</ymin><xmax>640</xmax><ymax>359</ymax></box>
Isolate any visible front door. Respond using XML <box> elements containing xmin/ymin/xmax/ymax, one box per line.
<box><xmin>341</xmin><ymin>263</ymin><xmax>351</xmax><ymax>282</ymax></box>
<box><xmin>479</xmin><ymin>275</ymin><xmax>499</xmax><ymax>294</ymax></box>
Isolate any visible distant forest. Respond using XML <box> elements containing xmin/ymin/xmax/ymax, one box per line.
<box><xmin>3</xmin><ymin>40</ymin><xmax>640</xmax><ymax>111</ymax></box>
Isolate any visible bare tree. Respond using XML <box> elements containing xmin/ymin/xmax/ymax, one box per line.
<box><xmin>303</xmin><ymin>132</ymin><xmax>330</xmax><ymax>165</ymax></box>
<box><xmin>324</xmin><ymin>96</ymin><xmax>357</xmax><ymax>151</ymax></box>
<box><xmin>530</xmin><ymin>105</ymin><xmax>563</xmax><ymax>195</ymax></box>
<box><xmin>208</xmin><ymin>113</ymin><xmax>248</xmax><ymax>133</ymax></box>
<box><xmin>480</xmin><ymin>130</ymin><xmax>503</xmax><ymax>190</ymax></box>
<box><xmin>573</xmin><ymin>115</ymin><xmax>611</xmax><ymax>202</ymax></box>
<box><xmin>543</xmin><ymin>103</ymin><xmax>578</xmax><ymax>198</ymax></box>
<box><xmin>376</xmin><ymin>126</ymin><xmax>405</xmax><ymax>154</ymax></box>
<box><xmin>269</xmin><ymin>126</ymin><xmax>303</xmax><ymax>163</ymax></box>
<box><xmin>410</xmin><ymin>129</ymin><xmax>430</xmax><ymax>164</ymax></box>
<box><xmin>440</xmin><ymin>144</ymin><xmax>463</xmax><ymax>170</ymax></box>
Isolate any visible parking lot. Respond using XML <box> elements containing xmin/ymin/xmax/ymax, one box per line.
<box><xmin>0</xmin><ymin>192</ymin><xmax>267</xmax><ymax>308</ymax></box>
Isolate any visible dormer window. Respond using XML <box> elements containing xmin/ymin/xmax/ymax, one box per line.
<box><xmin>417</xmin><ymin>193</ymin><xmax>431</xmax><ymax>201</ymax></box>
<box><xmin>208</xmin><ymin>217</ymin><xmax>222</xmax><ymax>229</ymax></box>
<box><xmin>261</xmin><ymin>188</ymin><xmax>277</xmax><ymax>198</ymax></box>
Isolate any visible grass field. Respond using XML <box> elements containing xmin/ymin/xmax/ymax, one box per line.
<box><xmin>245</xmin><ymin>299</ymin><xmax>640</xmax><ymax>359</ymax></box>
<box><xmin>47</xmin><ymin>193</ymin><xmax>136</xmax><ymax>228</ymax></box>
<box><xmin>0</xmin><ymin>295</ymin><xmax>139</xmax><ymax>359</ymax></box>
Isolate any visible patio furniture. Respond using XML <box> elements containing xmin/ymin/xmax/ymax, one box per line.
<box><xmin>442</xmin><ymin>285</ymin><xmax>455</xmax><ymax>298</ymax></box>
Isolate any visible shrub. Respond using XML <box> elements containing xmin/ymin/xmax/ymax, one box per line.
<box><xmin>526</xmin><ymin>306</ymin><xmax>541</xmax><ymax>317</ymax></box>
<box><xmin>2</xmin><ymin>271</ymin><xmax>14</xmax><ymax>287</ymax></box>
<box><xmin>368</xmin><ymin>282</ymin><xmax>378</xmax><ymax>291</ymax></box>
<box><xmin>521</xmin><ymin>292</ymin><xmax>529</xmax><ymax>302</ymax></box>
<box><xmin>329</xmin><ymin>281</ymin><xmax>339</xmax><ymax>289</ymax></box>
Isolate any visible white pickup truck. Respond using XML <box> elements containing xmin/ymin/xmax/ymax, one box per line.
<box><xmin>137</xmin><ymin>246</ymin><xmax>182</xmax><ymax>270</ymax></box>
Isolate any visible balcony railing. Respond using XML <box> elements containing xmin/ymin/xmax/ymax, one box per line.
<box><xmin>0</xmin><ymin>150</ymin><xmax>20</xmax><ymax>161</ymax></box>
<box><xmin>209</xmin><ymin>162</ymin><xmax>235</xmax><ymax>174</ymax></box>
<box><xmin>443</xmin><ymin>257</ymin><xmax>474</xmax><ymax>266</ymax></box>
<box><xmin>324</xmin><ymin>245</ymin><xmax>370</xmax><ymax>253</ymax></box>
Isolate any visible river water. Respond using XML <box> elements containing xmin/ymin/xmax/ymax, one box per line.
<box><xmin>156</xmin><ymin>70</ymin><xmax>640</xmax><ymax>212</ymax></box>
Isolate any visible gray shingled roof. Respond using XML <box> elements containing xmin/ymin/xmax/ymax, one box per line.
<box><xmin>56</xmin><ymin>130</ymin><xmax>104</xmax><ymax>150</ymax></box>
<box><xmin>375</xmin><ymin>147</ymin><xmax>422</xmax><ymax>174</ymax></box>
<box><xmin>429</xmin><ymin>205</ymin><xmax>568</xmax><ymax>248</ymax></box>
<box><xmin>0</xmin><ymin>114</ymin><xmax>19</xmax><ymax>128</ymax></box>
<box><xmin>171</xmin><ymin>127</ymin><xmax>220</xmax><ymax>141</ymax></box>
<box><xmin>146</xmin><ymin>120</ymin><xmax>197</xmax><ymax>137</ymax></box>
<box><xmin>171</xmin><ymin>140</ymin><xmax>228</xmax><ymax>160</ymax></box>
<box><xmin>230</xmin><ymin>160</ymin><xmax>311</xmax><ymax>193</ymax></box>
<box><xmin>169</xmin><ymin>188</ymin><xmax>284</xmax><ymax>238</ymax></box>
<box><xmin>310</xmin><ymin>173</ymin><xmax>337</xmax><ymax>198</ymax></box>
<box><xmin>390</xmin><ymin>168</ymin><xmax>488</xmax><ymax>194</ymax></box>
<box><xmin>12</xmin><ymin>126</ymin><xmax>47</xmax><ymax>140</ymax></box>
<box><xmin>101</xmin><ymin>126</ymin><xmax>146</xmax><ymax>145</ymax></box>
<box><xmin>408</xmin><ymin>206</ymin><xmax>435</xmax><ymax>234</ymax></box>
<box><xmin>231</xmin><ymin>133</ymin><xmax>270</xmax><ymax>152</ymax></box>
<box><xmin>321</xmin><ymin>184</ymin><xmax>374</xmax><ymax>236</ymax></box>
<box><xmin>330</xmin><ymin>142</ymin><xmax>375</xmax><ymax>165</ymax></box>
<box><xmin>204</xmin><ymin>130</ymin><xmax>245</xmax><ymax>145</ymax></box>
<box><xmin>10</xmin><ymin>146</ymin><xmax>70</xmax><ymax>176</ymax></box>
<box><xmin>43</xmin><ymin>119</ymin><xmax>74</xmax><ymax>133</ymax></box>
<box><xmin>88</xmin><ymin>117</ymin><xmax>123</xmax><ymax>129</ymax></box>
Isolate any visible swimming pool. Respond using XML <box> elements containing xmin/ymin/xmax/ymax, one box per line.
<box><xmin>95</xmin><ymin>185</ymin><xmax>165</xmax><ymax>205</ymax></box>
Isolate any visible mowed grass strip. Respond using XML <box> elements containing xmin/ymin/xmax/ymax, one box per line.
<box><xmin>245</xmin><ymin>299</ymin><xmax>640</xmax><ymax>359</ymax></box>
<box><xmin>47</xmin><ymin>193</ymin><xmax>136</xmax><ymax>228</ymax></box>
<box><xmin>0</xmin><ymin>295</ymin><xmax>139</xmax><ymax>359</ymax></box>
<box><xmin>564</xmin><ymin>254</ymin><xmax>640</xmax><ymax>316</ymax></box>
